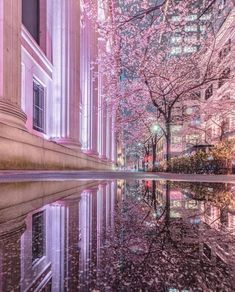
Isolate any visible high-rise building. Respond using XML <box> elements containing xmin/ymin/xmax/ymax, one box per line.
<box><xmin>156</xmin><ymin>0</ymin><xmax>235</xmax><ymax>165</ymax></box>
<box><xmin>199</xmin><ymin>0</ymin><xmax>235</xmax><ymax>145</ymax></box>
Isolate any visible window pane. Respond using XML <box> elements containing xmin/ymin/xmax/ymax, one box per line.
<box><xmin>32</xmin><ymin>211</ymin><xmax>45</xmax><ymax>263</ymax></box>
<box><xmin>33</xmin><ymin>80</ymin><xmax>45</xmax><ymax>133</ymax></box>
<box><xmin>22</xmin><ymin>0</ymin><xmax>40</xmax><ymax>44</ymax></box>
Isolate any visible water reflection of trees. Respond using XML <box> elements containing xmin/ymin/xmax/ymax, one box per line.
<box><xmin>99</xmin><ymin>180</ymin><xmax>235</xmax><ymax>291</ymax></box>
<box><xmin>173</xmin><ymin>181</ymin><xmax>235</xmax><ymax>229</ymax></box>
<box><xmin>173</xmin><ymin>182</ymin><xmax>235</xmax><ymax>205</ymax></box>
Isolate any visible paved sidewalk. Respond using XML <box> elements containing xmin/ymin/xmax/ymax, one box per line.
<box><xmin>157</xmin><ymin>172</ymin><xmax>235</xmax><ymax>183</ymax></box>
<box><xmin>0</xmin><ymin>170</ymin><xmax>235</xmax><ymax>183</ymax></box>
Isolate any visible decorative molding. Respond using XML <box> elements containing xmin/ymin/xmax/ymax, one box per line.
<box><xmin>25</xmin><ymin>263</ymin><xmax>52</xmax><ymax>292</ymax></box>
<box><xmin>21</xmin><ymin>25</ymin><xmax>53</xmax><ymax>78</ymax></box>
<box><xmin>0</xmin><ymin>216</ymin><xmax>26</xmax><ymax>239</ymax></box>
<box><xmin>0</xmin><ymin>100</ymin><xmax>27</xmax><ymax>130</ymax></box>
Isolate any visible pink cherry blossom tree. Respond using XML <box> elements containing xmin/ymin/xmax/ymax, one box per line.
<box><xmin>95</xmin><ymin>180</ymin><xmax>235</xmax><ymax>290</ymax></box>
<box><xmin>83</xmin><ymin>0</ymin><xmax>235</xmax><ymax>170</ymax></box>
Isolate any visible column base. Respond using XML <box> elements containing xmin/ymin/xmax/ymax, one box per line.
<box><xmin>52</xmin><ymin>138</ymin><xmax>82</xmax><ymax>152</ymax></box>
<box><xmin>0</xmin><ymin>101</ymin><xmax>27</xmax><ymax>130</ymax></box>
<box><xmin>82</xmin><ymin>149</ymin><xmax>99</xmax><ymax>157</ymax></box>
<box><xmin>0</xmin><ymin>216</ymin><xmax>26</xmax><ymax>239</ymax></box>
<box><xmin>99</xmin><ymin>155</ymin><xmax>108</xmax><ymax>160</ymax></box>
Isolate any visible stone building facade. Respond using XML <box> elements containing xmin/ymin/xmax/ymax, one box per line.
<box><xmin>0</xmin><ymin>0</ymin><xmax>116</xmax><ymax>169</ymax></box>
<box><xmin>0</xmin><ymin>180</ymin><xmax>116</xmax><ymax>291</ymax></box>
<box><xmin>200</xmin><ymin>3</ymin><xmax>235</xmax><ymax>145</ymax></box>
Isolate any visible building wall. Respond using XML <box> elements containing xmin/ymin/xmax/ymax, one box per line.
<box><xmin>0</xmin><ymin>181</ymin><xmax>116</xmax><ymax>291</ymax></box>
<box><xmin>0</xmin><ymin>0</ymin><xmax>116</xmax><ymax>170</ymax></box>
<box><xmin>156</xmin><ymin>1</ymin><xmax>235</xmax><ymax>164</ymax></box>
<box><xmin>21</xmin><ymin>25</ymin><xmax>53</xmax><ymax>139</ymax></box>
<box><xmin>201</xmin><ymin>5</ymin><xmax>235</xmax><ymax>144</ymax></box>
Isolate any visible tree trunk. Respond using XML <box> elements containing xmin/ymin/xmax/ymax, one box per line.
<box><xmin>165</xmin><ymin>181</ymin><xmax>171</xmax><ymax>239</ymax></box>
<box><xmin>144</xmin><ymin>144</ymin><xmax>150</xmax><ymax>172</ymax></box>
<box><xmin>152</xmin><ymin>137</ymin><xmax>157</xmax><ymax>171</ymax></box>
<box><xmin>151</xmin><ymin>180</ymin><xmax>156</xmax><ymax>210</ymax></box>
<box><xmin>166</xmin><ymin>122</ymin><xmax>171</xmax><ymax>172</ymax></box>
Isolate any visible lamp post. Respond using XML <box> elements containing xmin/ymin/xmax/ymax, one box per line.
<box><xmin>151</xmin><ymin>124</ymin><xmax>162</xmax><ymax>171</ymax></box>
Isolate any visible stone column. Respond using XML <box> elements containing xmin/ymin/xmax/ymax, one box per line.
<box><xmin>107</xmin><ymin>114</ymin><xmax>113</xmax><ymax>161</ymax></box>
<box><xmin>97</xmin><ymin>64</ymin><xmax>103</xmax><ymax>157</ymax></box>
<box><xmin>80</xmin><ymin>14</ymin><xmax>99</xmax><ymax>156</ymax></box>
<box><xmin>80</xmin><ymin>13</ymin><xmax>90</xmax><ymax>151</ymax></box>
<box><xmin>62</xmin><ymin>198</ymin><xmax>80</xmax><ymax>291</ymax></box>
<box><xmin>96</xmin><ymin>183</ymin><xmax>106</xmax><ymax>285</ymax></box>
<box><xmin>0</xmin><ymin>0</ymin><xmax>27</xmax><ymax>129</ymax></box>
<box><xmin>100</xmin><ymin>104</ymin><xmax>107</xmax><ymax>159</ymax></box>
<box><xmin>51</xmin><ymin>0</ymin><xmax>81</xmax><ymax>151</ymax></box>
<box><xmin>111</xmin><ymin>114</ymin><xmax>117</xmax><ymax>163</ymax></box>
<box><xmin>50</xmin><ymin>204</ymin><xmax>66</xmax><ymax>292</ymax></box>
<box><xmin>0</xmin><ymin>216</ymin><xmax>26</xmax><ymax>292</ymax></box>
<box><xmin>89</xmin><ymin>25</ymin><xmax>99</xmax><ymax>156</ymax></box>
<box><xmin>78</xmin><ymin>188</ymin><xmax>98</xmax><ymax>290</ymax></box>
<box><xmin>97</xmin><ymin>37</ymin><xmax>109</xmax><ymax>161</ymax></box>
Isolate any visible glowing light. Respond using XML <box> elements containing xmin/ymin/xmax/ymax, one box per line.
<box><xmin>152</xmin><ymin>124</ymin><xmax>161</xmax><ymax>133</ymax></box>
<box><xmin>98</xmin><ymin>0</ymin><xmax>105</xmax><ymax>21</ymax></box>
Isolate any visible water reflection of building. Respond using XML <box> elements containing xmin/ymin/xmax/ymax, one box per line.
<box><xmin>117</xmin><ymin>180</ymin><xmax>125</xmax><ymax>201</ymax></box>
<box><xmin>0</xmin><ymin>180</ymin><xmax>98</xmax><ymax>291</ymax></box>
<box><xmin>173</xmin><ymin>182</ymin><xmax>235</xmax><ymax>288</ymax></box>
<box><xmin>0</xmin><ymin>180</ymin><xmax>235</xmax><ymax>290</ymax></box>
<box><xmin>0</xmin><ymin>181</ymin><xmax>116</xmax><ymax>291</ymax></box>
<box><xmin>152</xmin><ymin>180</ymin><xmax>201</xmax><ymax>221</ymax></box>
<box><xmin>200</xmin><ymin>200</ymin><xmax>235</xmax><ymax>283</ymax></box>
<box><xmin>78</xmin><ymin>182</ymin><xmax>116</xmax><ymax>291</ymax></box>
<box><xmin>0</xmin><ymin>217</ymin><xmax>26</xmax><ymax>292</ymax></box>
<box><xmin>144</xmin><ymin>180</ymin><xmax>235</xmax><ymax>290</ymax></box>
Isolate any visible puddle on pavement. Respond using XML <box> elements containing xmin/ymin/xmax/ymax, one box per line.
<box><xmin>0</xmin><ymin>179</ymin><xmax>235</xmax><ymax>291</ymax></box>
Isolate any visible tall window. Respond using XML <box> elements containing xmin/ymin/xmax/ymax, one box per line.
<box><xmin>185</xmin><ymin>25</ymin><xmax>197</xmax><ymax>32</ymax></box>
<box><xmin>22</xmin><ymin>0</ymin><xmax>40</xmax><ymax>44</ymax></box>
<box><xmin>171</xmin><ymin>46</ymin><xmax>182</xmax><ymax>55</ymax></box>
<box><xmin>33</xmin><ymin>79</ymin><xmax>45</xmax><ymax>133</ymax></box>
<box><xmin>205</xmin><ymin>84</ymin><xmax>213</xmax><ymax>100</ymax></box>
<box><xmin>32</xmin><ymin>211</ymin><xmax>45</xmax><ymax>264</ymax></box>
<box><xmin>219</xmin><ymin>39</ymin><xmax>231</xmax><ymax>60</ymax></box>
<box><xmin>185</xmin><ymin>14</ymin><xmax>197</xmax><ymax>21</ymax></box>
<box><xmin>203</xmin><ymin>243</ymin><xmax>211</xmax><ymax>259</ymax></box>
<box><xmin>218</xmin><ymin>67</ymin><xmax>230</xmax><ymax>88</ymax></box>
<box><xmin>219</xmin><ymin>0</ymin><xmax>227</xmax><ymax>11</ymax></box>
<box><xmin>184</xmin><ymin>46</ymin><xmax>197</xmax><ymax>53</ymax></box>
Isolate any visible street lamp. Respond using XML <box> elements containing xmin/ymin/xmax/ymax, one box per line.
<box><xmin>151</xmin><ymin>124</ymin><xmax>162</xmax><ymax>171</ymax></box>
<box><xmin>151</xmin><ymin>124</ymin><xmax>161</xmax><ymax>134</ymax></box>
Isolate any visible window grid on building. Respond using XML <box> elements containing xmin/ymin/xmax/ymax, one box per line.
<box><xmin>22</xmin><ymin>0</ymin><xmax>40</xmax><ymax>44</ymax></box>
<box><xmin>32</xmin><ymin>210</ymin><xmax>45</xmax><ymax>264</ymax></box>
<box><xmin>219</xmin><ymin>39</ymin><xmax>231</xmax><ymax>60</ymax></box>
<box><xmin>205</xmin><ymin>84</ymin><xmax>213</xmax><ymax>100</ymax></box>
<box><xmin>218</xmin><ymin>67</ymin><xmax>230</xmax><ymax>88</ymax></box>
<box><xmin>33</xmin><ymin>79</ymin><xmax>45</xmax><ymax>133</ymax></box>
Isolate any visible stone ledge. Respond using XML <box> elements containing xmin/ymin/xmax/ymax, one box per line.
<box><xmin>0</xmin><ymin>123</ymin><xmax>113</xmax><ymax>170</ymax></box>
<box><xmin>0</xmin><ymin>180</ymin><xmax>101</xmax><ymax>229</ymax></box>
